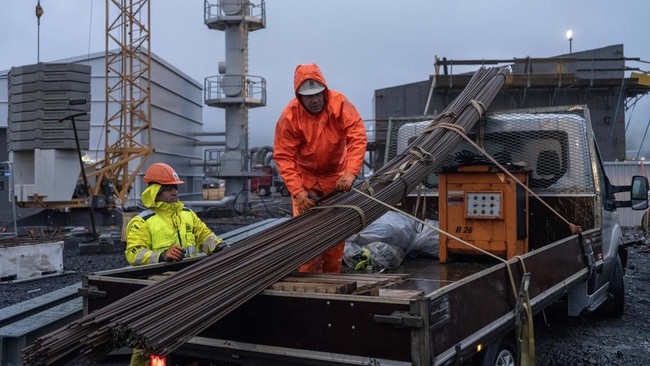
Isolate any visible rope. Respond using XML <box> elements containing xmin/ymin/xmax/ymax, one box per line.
<box><xmin>408</xmin><ymin>146</ymin><xmax>434</xmax><ymax>162</ymax></box>
<box><xmin>470</xmin><ymin>99</ymin><xmax>487</xmax><ymax>117</ymax></box>
<box><xmin>357</xmin><ymin>180</ymin><xmax>375</xmax><ymax>197</ymax></box>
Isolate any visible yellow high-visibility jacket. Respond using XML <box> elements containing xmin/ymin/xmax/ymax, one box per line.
<box><xmin>125</xmin><ymin>183</ymin><xmax>225</xmax><ymax>265</ymax></box>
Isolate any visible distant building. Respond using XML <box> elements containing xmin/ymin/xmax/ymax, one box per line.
<box><xmin>373</xmin><ymin>44</ymin><xmax>650</xmax><ymax>168</ymax></box>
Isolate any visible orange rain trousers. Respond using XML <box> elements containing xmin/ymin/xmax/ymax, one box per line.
<box><xmin>292</xmin><ymin>190</ymin><xmax>345</xmax><ymax>273</ymax></box>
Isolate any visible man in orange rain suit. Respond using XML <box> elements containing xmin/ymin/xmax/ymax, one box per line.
<box><xmin>273</xmin><ymin>63</ymin><xmax>367</xmax><ymax>273</ymax></box>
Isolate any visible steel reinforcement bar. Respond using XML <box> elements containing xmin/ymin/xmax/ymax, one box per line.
<box><xmin>22</xmin><ymin>66</ymin><xmax>509</xmax><ymax>365</ymax></box>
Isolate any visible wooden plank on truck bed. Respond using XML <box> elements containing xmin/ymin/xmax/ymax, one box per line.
<box><xmin>287</xmin><ymin>272</ymin><xmax>409</xmax><ymax>287</ymax></box>
<box><xmin>277</xmin><ymin>272</ymin><xmax>410</xmax><ymax>296</ymax></box>
<box><xmin>276</xmin><ymin>276</ymin><xmax>358</xmax><ymax>293</ymax></box>
<box><xmin>270</xmin><ymin>281</ymin><xmax>355</xmax><ymax>294</ymax></box>
<box><xmin>147</xmin><ymin>271</ymin><xmax>177</xmax><ymax>282</ymax></box>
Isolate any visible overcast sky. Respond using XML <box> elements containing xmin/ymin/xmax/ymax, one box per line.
<box><xmin>1</xmin><ymin>0</ymin><xmax>649</xmax><ymax>156</ymax></box>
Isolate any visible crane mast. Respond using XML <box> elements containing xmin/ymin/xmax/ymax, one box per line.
<box><xmin>87</xmin><ymin>0</ymin><xmax>153</xmax><ymax>208</ymax></box>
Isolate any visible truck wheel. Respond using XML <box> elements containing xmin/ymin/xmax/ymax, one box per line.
<box><xmin>280</xmin><ymin>187</ymin><xmax>290</xmax><ymax>197</ymax></box>
<box><xmin>481</xmin><ymin>337</ymin><xmax>516</xmax><ymax>366</ymax></box>
<box><xmin>258</xmin><ymin>186</ymin><xmax>269</xmax><ymax>197</ymax></box>
<box><xmin>601</xmin><ymin>254</ymin><xmax>625</xmax><ymax>318</ymax></box>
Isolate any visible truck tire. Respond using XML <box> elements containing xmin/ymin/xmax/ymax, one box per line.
<box><xmin>258</xmin><ymin>186</ymin><xmax>270</xmax><ymax>197</ymax></box>
<box><xmin>280</xmin><ymin>186</ymin><xmax>290</xmax><ymax>197</ymax></box>
<box><xmin>601</xmin><ymin>254</ymin><xmax>625</xmax><ymax>318</ymax></box>
<box><xmin>481</xmin><ymin>337</ymin><xmax>516</xmax><ymax>366</ymax></box>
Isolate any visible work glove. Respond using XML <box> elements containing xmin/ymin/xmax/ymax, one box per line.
<box><xmin>354</xmin><ymin>248</ymin><xmax>372</xmax><ymax>271</ymax></box>
<box><xmin>160</xmin><ymin>246</ymin><xmax>185</xmax><ymax>262</ymax></box>
<box><xmin>294</xmin><ymin>191</ymin><xmax>316</xmax><ymax>214</ymax></box>
<box><xmin>336</xmin><ymin>173</ymin><xmax>356</xmax><ymax>192</ymax></box>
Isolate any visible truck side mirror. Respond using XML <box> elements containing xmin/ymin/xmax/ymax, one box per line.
<box><xmin>630</xmin><ymin>175</ymin><xmax>649</xmax><ymax>210</ymax></box>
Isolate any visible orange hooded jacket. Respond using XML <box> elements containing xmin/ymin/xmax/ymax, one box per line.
<box><xmin>273</xmin><ymin>63</ymin><xmax>367</xmax><ymax>198</ymax></box>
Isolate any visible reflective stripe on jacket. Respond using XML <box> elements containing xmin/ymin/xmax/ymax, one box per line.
<box><xmin>125</xmin><ymin>183</ymin><xmax>224</xmax><ymax>266</ymax></box>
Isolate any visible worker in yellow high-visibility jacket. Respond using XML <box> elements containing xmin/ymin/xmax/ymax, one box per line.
<box><xmin>125</xmin><ymin>162</ymin><xmax>225</xmax><ymax>365</ymax></box>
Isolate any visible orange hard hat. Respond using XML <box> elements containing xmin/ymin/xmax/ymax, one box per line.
<box><xmin>143</xmin><ymin>163</ymin><xmax>185</xmax><ymax>185</ymax></box>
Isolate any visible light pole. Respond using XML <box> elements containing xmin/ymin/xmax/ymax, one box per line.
<box><xmin>566</xmin><ymin>30</ymin><xmax>573</xmax><ymax>54</ymax></box>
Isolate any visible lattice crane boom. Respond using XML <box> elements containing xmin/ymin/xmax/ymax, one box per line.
<box><xmin>87</xmin><ymin>0</ymin><xmax>153</xmax><ymax>208</ymax></box>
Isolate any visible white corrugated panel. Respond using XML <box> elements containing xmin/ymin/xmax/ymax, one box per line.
<box><xmin>604</xmin><ymin>161</ymin><xmax>650</xmax><ymax>228</ymax></box>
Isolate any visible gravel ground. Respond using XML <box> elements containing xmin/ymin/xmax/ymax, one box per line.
<box><xmin>535</xmin><ymin>240</ymin><xmax>650</xmax><ymax>366</ymax></box>
<box><xmin>2</xmin><ymin>217</ymin><xmax>650</xmax><ymax>365</ymax></box>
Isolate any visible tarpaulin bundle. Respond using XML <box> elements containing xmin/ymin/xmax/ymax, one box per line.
<box><xmin>22</xmin><ymin>66</ymin><xmax>509</xmax><ymax>365</ymax></box>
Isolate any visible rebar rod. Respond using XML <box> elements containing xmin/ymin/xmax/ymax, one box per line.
<box><xmin>22</xmin><ymin>66</ymin><xmax>509</xmax><ymax>365</ymax></box>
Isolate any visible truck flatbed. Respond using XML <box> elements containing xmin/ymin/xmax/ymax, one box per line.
<box><xmin>82</xmin><ymin>223</ymin><xmax>596</xmax><ymax>366</ymax></box>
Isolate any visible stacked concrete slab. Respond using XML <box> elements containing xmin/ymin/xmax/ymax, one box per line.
<box><xmin>7</xmin><ymin>62</ymin><xmax>92</xmax><ymax>203</ymax></box>
<box><xmin>7</xmin><ymin>63</ymin><xmax>91</xmax><ymax>151</ymax></box>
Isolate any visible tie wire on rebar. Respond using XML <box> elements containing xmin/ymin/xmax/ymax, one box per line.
<box><xmin>22</xmin><ymin>66</ymin><xmax>509</xmax><ymax>365</ymax></box>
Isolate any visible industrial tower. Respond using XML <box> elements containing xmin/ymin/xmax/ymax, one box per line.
<box><xmin>204</xmin><ymin>0</ymin><xmax>267</xmax><ymax>204</ymax></box>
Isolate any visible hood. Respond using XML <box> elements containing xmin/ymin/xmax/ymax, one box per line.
<box><xmin>293</xmin><ymin>63</ymin><xmax>328</xmax><ymax>98</ymax></box>
<box><xmin>141</xmin><ymin>184</ymin><xmax>161</xmax><ymax>208</ymax></box>
<box><xmin>140</xmin><ymin>183</ymin><xmax>183</xmax><ymax>212</ymax></box>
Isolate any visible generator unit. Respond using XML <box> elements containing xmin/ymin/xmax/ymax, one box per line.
<box><xmin>438</xmin><ymin>165</ymin><xmax>529</xmax><ymax>263</ymax></box>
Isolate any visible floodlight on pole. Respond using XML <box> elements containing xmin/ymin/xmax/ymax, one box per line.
<box><xmin>566</xmin><ymin>30</ymin><xmax>573</xmax><ymax>54</ymax></box>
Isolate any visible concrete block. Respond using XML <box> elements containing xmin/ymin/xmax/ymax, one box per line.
<box><xmin>0</xmin><ymin>241</ymin><xmax>64</xmax><ymax>282</ymax></box>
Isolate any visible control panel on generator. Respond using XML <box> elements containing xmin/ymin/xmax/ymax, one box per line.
<box><xmin>438</xmin><ymin>165</ymin><xmax>529</xmax><ymax>263</ymax></box>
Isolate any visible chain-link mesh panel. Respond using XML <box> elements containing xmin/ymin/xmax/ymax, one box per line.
<box><xmin>384</xmin><ymin>108</ymin><xmax>595</xmax><ymax>195</ymax></box>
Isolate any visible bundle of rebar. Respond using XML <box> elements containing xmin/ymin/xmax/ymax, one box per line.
<box><xmin>22</xmin><ymin>66</ymin><xmax>509</xmax><ymax>365</ymax></box>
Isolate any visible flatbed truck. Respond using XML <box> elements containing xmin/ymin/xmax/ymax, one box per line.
<box><xmin>80</xmin><ymin>106</ymin><xmax>648</xmax><ymax>366</ymax></box>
